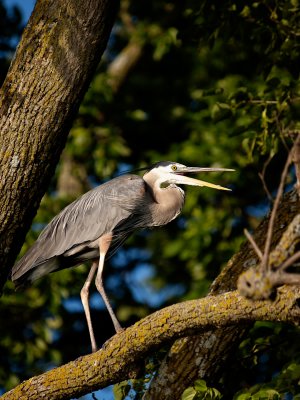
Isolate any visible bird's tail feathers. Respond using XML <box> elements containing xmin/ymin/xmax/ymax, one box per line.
<box><xmin>11</xmin><ymin>242</ymin><xmax>59</xmax><ymax>288</ymax></box>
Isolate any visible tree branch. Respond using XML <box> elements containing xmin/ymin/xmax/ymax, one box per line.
<box><xmin>292</xmin><ymin>132</ymin><xmax>300</xmax><ymax>194</ymax></box>
<box><xmin>238</xmin><ymin>214</ymin><xmax>300</xmax><ymax>299</ymax></box>
<box><xmin>2</xmin><ymin>287</ymin><xmax>300</xmax><ymax>400</ymax></box>
<box><xmin>107</xmin><ymin>39</ymin><xmax>143</xmax><ymax>92</ymax></box>
<box><xmin>238</xmin><ymin>137</ymin><xmax>300</xmax><ymax>299</ymax></box>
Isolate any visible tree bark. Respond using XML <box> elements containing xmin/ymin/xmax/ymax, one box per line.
<box><xmin>0</xmin><ymin>0</ymin><xmax>119</xmax><ymax>291</ymax></box>
<box><xmin>1</xmin><ymin>286</ymin><xmax>300</xmax><ymax>400</ymax></box>
<box><xmin>144</xmin><ymin>190</ymin><xmax>300</xmax><ymax>399</ymax></box>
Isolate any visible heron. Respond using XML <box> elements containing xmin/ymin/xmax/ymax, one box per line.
<box><xmin>11</xmin><ymin>161</ymin><xmax>233</xmax><ymax>352</ymax></box>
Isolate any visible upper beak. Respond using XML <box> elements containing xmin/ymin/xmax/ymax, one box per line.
<box><xmin>173</xmin><ymin>167</ymin><xmax>234</xmax><ymax>191</ymax></box>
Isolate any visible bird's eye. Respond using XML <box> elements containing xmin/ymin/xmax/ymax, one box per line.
<box><xmin>171</xmin><ymin>165</ymin><xmax>177</xmax><ymax>171</ymax></box>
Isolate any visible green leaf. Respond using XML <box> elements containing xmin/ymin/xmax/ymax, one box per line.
<box><xmin>181</xmin><ymin>387</ymin><xmax>197</xmax><ymax>400</ymax></box>
<box><xmin>234</xmin><ymin>394</ymin><xmax>251</xmax><ymax>400</ymax></box>
<box><xmin>252</xmin><ymin>389</ymin><xmax>280</xmax><ymax>399</ymax></box>
<box><xmin>194</xmin><ymin>379</ymin><xmax>208</xmax><ymax>392</ymax></box>
<box><xmin>211</xmin><ymin>102</ymin><xmax>233</xmax><ymax>122</ymax></box>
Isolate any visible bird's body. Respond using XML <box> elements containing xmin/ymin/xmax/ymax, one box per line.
<box><xmin>12</xmin><ymin>161</ymin><xmax>233</xmax><ymax>352</ymax></box>
<box><xmin>12</xmin><ymin>173</ymin><xmax>184</xmax><ymax>287</ymax></box>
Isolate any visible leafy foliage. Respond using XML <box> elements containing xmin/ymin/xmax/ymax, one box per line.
<box><xmin>0</xmin><ymin>0</ymin><xmax>300</xmax><ymax>398</ymax></box>
<box><xmin>230</xmin><ymin>322</ymin><xmax>300</xmax><ymax>399</ymax></box>
<box><xmin>182</xmin><ymin>380</ymin><xmax>222</xmax><ymax>400</ymax></box>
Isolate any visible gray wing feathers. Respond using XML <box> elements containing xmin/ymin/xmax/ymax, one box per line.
<box><xmin>12</xmin><ymin>175</ymin><xmax>147</xmax><ymax>284</ymax></box>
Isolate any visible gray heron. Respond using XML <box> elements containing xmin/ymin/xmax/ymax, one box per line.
<box><xmin>11</xmin><ymin>161</ymin><xmax>233</xmax><ymax>352</ymax></box>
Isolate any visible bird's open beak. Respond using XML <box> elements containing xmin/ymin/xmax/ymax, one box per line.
<box><xmin>173</xmin><ymin>167</ymin><xmax>234</xmax><ymax>191</ymax></box>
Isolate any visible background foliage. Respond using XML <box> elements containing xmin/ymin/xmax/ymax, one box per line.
<box><xmin>0</xmin><ymin>0</ymin><xmax>300</xmax><ymax>398</ymax></box>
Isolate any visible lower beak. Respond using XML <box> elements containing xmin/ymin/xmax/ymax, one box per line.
<box><xmin>175</xmin><ymin>167</ymin><xmax>234</xmax><ymax>191</ymax></box>
<box><xmin>176</xmin><ymin>175</ymin><xmax>231</xmax><ymax>191</ymax></box>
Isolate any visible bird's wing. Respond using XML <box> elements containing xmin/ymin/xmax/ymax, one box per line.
<box><xmin>12</xmin><ymin>174</ymin><xmax>148</xmax><ymax>283</ymax></box>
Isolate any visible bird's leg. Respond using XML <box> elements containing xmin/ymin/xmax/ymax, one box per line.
<box><xmin>95</xmin><ymin>233</ymin><xmax>123</xmax><ymax>333</ymax></box>
<box><xmin>80</xmin><ymin>261</ymin><xmax>98</xmax><ymax>352</ymax></box>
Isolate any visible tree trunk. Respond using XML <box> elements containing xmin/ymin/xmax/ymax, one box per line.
<box><xmin>144</xmin><ymin>190</ymin><xmax>300</xmax><ymax>399</ymax></box>
<box><xmin>0</xmin><ymin>0</ymin><xmax>119</xmax><ymax>291</ymax></box>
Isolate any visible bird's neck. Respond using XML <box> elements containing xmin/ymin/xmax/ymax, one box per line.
<box><xmin>144</xmin><ymin>174</ymin><xmax>185</xmax><ymax>226</ymax></box>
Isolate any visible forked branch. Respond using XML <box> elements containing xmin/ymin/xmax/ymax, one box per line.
<box><xmin>238</xmin><ymin>135</ymin><xmax>300</xmax><ymax>299</ymax></box>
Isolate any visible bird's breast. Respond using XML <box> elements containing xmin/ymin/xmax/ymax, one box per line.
<box><xmin>150</xmin><ymin>186</ymin><xmax>185</xmax><ymax>226</ymax></box>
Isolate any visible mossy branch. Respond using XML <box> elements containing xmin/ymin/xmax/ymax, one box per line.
<box><xmin>2</xmin><ymin>287</ymin><xmax>300</xmax><ymax>400</ymax></box>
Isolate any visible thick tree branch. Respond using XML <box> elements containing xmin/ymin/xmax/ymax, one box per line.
<box><xmin>2</xmin><ymin>287</ymin><xmax>300</xmax><ymax>400</ymax></box>
<box><xmin>0</xmin><ymin>0</ymin><xmax>119</xmax><ymax>290</ymax></box>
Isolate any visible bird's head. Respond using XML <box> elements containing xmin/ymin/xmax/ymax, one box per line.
<box><xmin>143</xmin><ymin>161</ymin><xmax>234</xmax><ymax>191</ymax></box>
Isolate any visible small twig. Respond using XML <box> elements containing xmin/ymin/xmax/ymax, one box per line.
<box><xmin>261</xmin><ymin>151</ymin><xmax>292</xmax><ymax>271</ymax></box>
<box><xmin>291</xmin><ymin>134</ymin><xmax>300</xmax><ymax>192</ymax></box>
<box><xmin>249</xmin><ymin>100</ymin><xmax>278</xmax><ymax>105</ymax></box>
<box><xmin>244</xmin><ymin>229</ymin><xmax>263</xmax><ymax>260</ymax></box>
<box><xmin>258</xmin><ymin>155</ymin><xmax>274</xmax><ymax>202</ymax></box>
<box><xmin>276</xmin><ymin>116</ymin><xmax>290</xmax><ymax>152</ymax></box>
<box><xmin>275</xmin><ymin>271</ymin><xmax>300</xmax><ymax>286</ymax></box>
<box><xmin>281</xmin><ymin>250</ymin><xmax>300</xmax><ymax>271</ymax></box>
